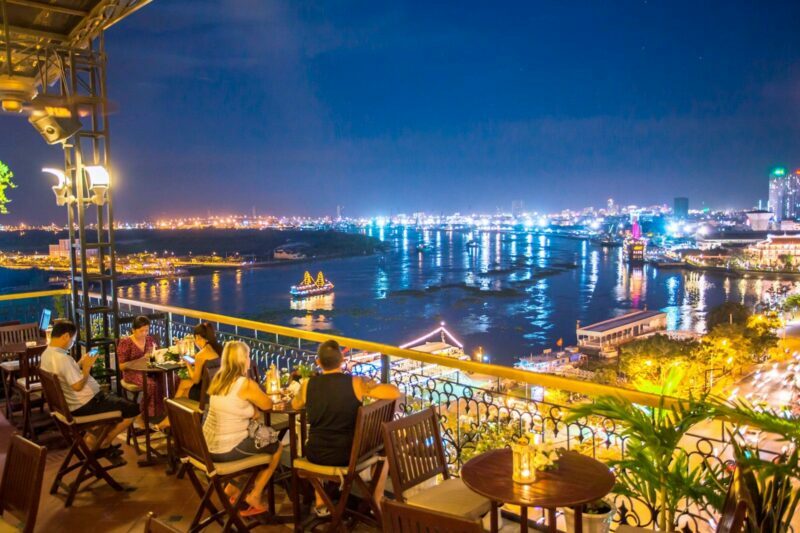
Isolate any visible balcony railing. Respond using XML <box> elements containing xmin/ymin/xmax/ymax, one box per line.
<box><xmin>0</xmin><ymin>288</ymin><xmax>774</xmax><ymax>532</ymax></box>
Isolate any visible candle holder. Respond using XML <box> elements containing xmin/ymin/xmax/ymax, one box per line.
<box><xmin>511</xmin><ymin>442</ymin><xmax>537</xmax><ymax>484</ymax></box>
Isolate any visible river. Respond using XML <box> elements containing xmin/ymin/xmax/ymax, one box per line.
<box><xmin>2</xmin><ymin>229</ymin><xmax>794</xmax><ymax>367</ymax></box>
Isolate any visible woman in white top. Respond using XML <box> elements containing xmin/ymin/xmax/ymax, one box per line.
<box><xmin>203</xmin><ymin>341</ymin><xmax>283</xmax><ymax>517</ymax></box>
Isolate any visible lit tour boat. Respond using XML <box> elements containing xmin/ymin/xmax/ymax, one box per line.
<box><xmin>290</xmin><ymin>271</ymin><xmax>334</xmax><ymax>298</ymax></box>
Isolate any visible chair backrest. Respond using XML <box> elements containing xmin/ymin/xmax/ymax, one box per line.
<box><xmin>165</xmin><ymin>399</ymin><xmax>215</xmax><ymax>473</ymax></box>
<box><xmin>383</xmin><ymin>406</ymin><xmax>448</xmax><ymax>501</ymax></box>
<box><xmin>19</xmin><ymin>345</ymin><xmax>46</xmax><ymax>388</ymax></box>
<box><xmin>197</xmin><ymin>361</ymin><xmax>221</xmax><ymax>412</ymax></box>
<box><xmin>381</xmin><ymin>498</ymin><xmax>483</xmax><ymax>533</ymax></box>
<box><xmin>0</xmin><ymin>324</ymin><xmax>40</xmax><ymax>346</ymax></box>
<box><xmin>38</xmin><ymin>368</ymin><xmax>73</xmax><ymax>424</ymax></box>
<box><xmin>144</xmin><ymin>512</ymin><xmax>181</xmax><ymax>533</ymax></box>
<box><xmin>347</xmin><ymin>399</ymin><xmax>396</xmax><ymax>476</ymax></box>
<box><xmin>716</xmin><ymin>467</ymin><xmax>747</xmax><ymax>533</ymax></box>
<box><xmin>0</xmin><ymin>434</ymin><xmax>47</xmax><ymax>533</ymax></box>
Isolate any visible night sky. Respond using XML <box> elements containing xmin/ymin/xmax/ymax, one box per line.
<box><xmin>2</xmin><ymin>0</ymin><xmax>800</xmax><ymax>224</ymax></box>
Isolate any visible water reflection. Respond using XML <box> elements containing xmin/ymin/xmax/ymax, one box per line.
<box><xmin>290</xmin><ymin>294</ymin><xmax>334</xmax><ymax>311</ymax></box>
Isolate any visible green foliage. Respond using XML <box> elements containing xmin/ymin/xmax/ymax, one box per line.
<box><xmin>783</xmin><ymin>294</ymin><xmax>800</xmax><ymax>313</ymax></box>
<box><xmin>0</xmin><ymin>161</ymin><xmax>17</xmax><ymax>215</ymax></box>
<box><xmin>713</xmin><ymin>399</ymin><xmax>800</xmax><ymax>533</ymax></box>
<box><xmin>619</xmin><ymin>334</ymin><xmax>704</xmax><ymax>395</ymax></box>
<box><xmin>707</xmin><ymin>302</ymin><xmax>751</xmax><ymax>331</ymax></box>
<box><xmin>566</xmin><ymin>395</ymin><xmax>718</xmax><ymax>531</ymax></box>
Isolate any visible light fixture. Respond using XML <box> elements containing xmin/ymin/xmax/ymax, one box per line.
<box><xmin>43</xmin><ymin>167</ymin><xmax>74</xmax><ymax>206</ymax></box>
<box><xmin>84</xmin><ymin>165</ymin><xmax>110</xmax><ymax>205</ymax></box>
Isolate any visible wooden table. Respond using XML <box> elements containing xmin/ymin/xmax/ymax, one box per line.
<box><xmin>461</xmin><ymin>449</ymin><xmax>615</xmax><ymax>533</ymax></box>
<box><xmin>124</xmin><ymin>357</ymin><xmax>182</xmax><ymax>466</ymax></box>
<box><xmin>263</xmin><ymin>403</ymin><xmax>307</xmax><ymax>527</ymax></box>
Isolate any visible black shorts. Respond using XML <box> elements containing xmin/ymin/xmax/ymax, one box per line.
<box><xmin>72</xmin><ymin>391</ymin><xmax>140</xmax><ymax>419</ymax></box>
<box><xmin>210</xmin><ymin>436</ymin><xmax>280</xmax><ymax>462</ymax></box>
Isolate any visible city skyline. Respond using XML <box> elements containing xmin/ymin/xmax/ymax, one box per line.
<box><xmin>2</xmin><ymin>0</ymin><xmax>800</xmax><ymax>224</ymax></box>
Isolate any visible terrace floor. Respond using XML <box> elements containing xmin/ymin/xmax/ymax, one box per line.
<box><xmin>0</xmin><ymin>413</ymin><xmax>379</xmax><ymax>532</ymax></box>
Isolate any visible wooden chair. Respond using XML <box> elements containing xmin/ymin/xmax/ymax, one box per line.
<box><xmin>381</xmin><ymin>498</ymin><xmax>483</xmax><ymax>533</ymax></box>
<box><xmin>0</xmin><ymin>434</ymin><xmax>47</xmax><ymax>533</ymax></box>
<box><xmin>294</xmin><ymin>399</ymin><xmax>397</xmax><ymax>532</ymax></box>
<box><xmin>39</xmin><ymin>369</ymin><xmax>127</xmax><ymax>507</ymax></box>
<box><xmin>144</xmin><ymin>511</ymin><xmax>182</xmax><ymax>533</ymax></box>
<box><xmin>0</xmin><ymin>323</ymin><xmax>41</xmax><ymax>419</ymax></box>
<box><xmin>14</xmin><ymin>345</ymin><xmax>47</xmax><ymax>441</ymax></box>
<box><xmin>616</xmin><ymin>466</ymin><xmax>746</xmax><ymax>533</ymax></box>
<box><xmin>165</xmin><ymin>398</ymin><xmax>278</xmax><ymax>532</ymax></box>
<box><xmin>382</xmin><ymin>406</ymin><xmax>490</xmax><ymax>521</ymax></box>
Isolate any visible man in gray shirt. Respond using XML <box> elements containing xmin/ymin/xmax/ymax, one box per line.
<box><xmin>41</xmin><ymin>320</ymin><xmax>139</xmax><ymax>451</ymax></box>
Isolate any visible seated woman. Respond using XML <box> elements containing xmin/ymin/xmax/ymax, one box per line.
<box><xmin>203</xmin><ymin>341</ymin><xmax>283</xmax><ymax>517</ymax></box>
<box><xmin>292</xmin><ymin>339</ymin><xmax>401</xmax><ymax>516</ymax></box>
<box><xmin>117</xmin><ymin>315</ymin><xmax>165</xmax><ymax>422</ymax></box>
<box><xmin>175</xmin><ymin>322</ymin><xmax>222</xmax><ymax>400</ymax></box>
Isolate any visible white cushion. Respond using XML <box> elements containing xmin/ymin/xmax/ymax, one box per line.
<box><xmin>0</xmin><ymin>361</ymin><xmax>19</xmax><ymax>372</ymax></box>
<box><xmin>405</xmin><ymin>477</ymin><xmax>491</xmax><ymax>520</ymax></box>
<box><xmin>294</xmin><ymin>454</ymin><xmax>380</xmax><ymax>477</ymax></box>
<box><xmin>53</xmin><ymin>410</ymin><xmax>122</xmax><ymax>425</ymax></box>
<box><xmin>15</xmin><ymin>378</ymin><xmax>41</xmax><ymax>391</ymax></box>
<box><xmin>120</xmin><ymin>380</ymin><xmax>142</xmax><ymax>393</ymax></box>
<box><xmin>186</xmin><ymin>453</ymin><xmax>274</xmax><ymax>476</ymax></box>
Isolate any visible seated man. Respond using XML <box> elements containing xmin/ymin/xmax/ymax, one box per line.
<box><xmin>292</xmin><ymin>339</ymin><xmax>401</xmax><ymax>516</ymax></box>
<box><xmin>41</xmin><ymin>320</ymin><xmax>139</xmax><ymax>452</ymax></box>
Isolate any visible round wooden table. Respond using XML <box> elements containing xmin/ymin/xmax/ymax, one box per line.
<box><xmin>461</xmin><ymin>448</ymin><xmax>615</xmax><ymax>533</ymax></box>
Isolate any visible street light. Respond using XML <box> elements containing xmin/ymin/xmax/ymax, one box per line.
<box><xmin>42</xmin><ymin>167</ymin><xmax>74</xmax><ymax>206</ymax></box>
<box><xmin>84</xmin><ymin>165</ymin><xmax>110</xmax><ymax>205</ymax></box>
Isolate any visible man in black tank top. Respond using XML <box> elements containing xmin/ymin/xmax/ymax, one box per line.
<box><xmin>292</xmin><ymin>340</ymin><xmax>401</xmax><ymax>515</ymax></box>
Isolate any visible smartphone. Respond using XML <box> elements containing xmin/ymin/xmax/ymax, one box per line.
<box><xmin>88</xmin><ymin>348</ymin><xmax>100</xmax><ymax>357</ymax></box>
<box><xmin>183</xmin><ymin>355</ymin><xmax>195</xmax><ymax>364</ymax></box>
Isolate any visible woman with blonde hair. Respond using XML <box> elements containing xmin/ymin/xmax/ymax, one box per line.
<box><xmin>203</xmin><ymin>341</ymin><xmax>282</xmax><ymax>517</ymax></box>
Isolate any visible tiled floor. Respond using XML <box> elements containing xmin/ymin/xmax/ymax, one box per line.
<box><xmin>0</xmin><ymin>412</ymin><xmax>377</xmax><ymax>532</ymax></box>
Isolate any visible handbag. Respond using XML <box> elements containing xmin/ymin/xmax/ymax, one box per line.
<box><xmin>247</xmin><ymin>419</ymin><xmax>278</xmax><ymax>449</ymax></box>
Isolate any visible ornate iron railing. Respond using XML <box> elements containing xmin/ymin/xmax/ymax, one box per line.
<box><xmin>0</xmin><ymin>289</ymin><xmax>779</xmax><ymax>532</ymax></box>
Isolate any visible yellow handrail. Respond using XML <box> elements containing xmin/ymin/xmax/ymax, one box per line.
<box><xmin>0</xmin><ymin>288</ymin><xmax>680</xmax><ymax>408</ymax></box>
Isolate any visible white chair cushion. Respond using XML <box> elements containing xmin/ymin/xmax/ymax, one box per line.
<box><xmin>120</xmin><ymin>380</ymin><xmax>142</xmax><ymax>392</ymax></box>
<box><xmin>405</xmin><ymin>477</ymin><xmax>491</xmax><ymax>521</ymax></box>
<box><xmin>294</xmin><ymin>454</ymin><xmax>380</xmax><ymax>477</ymax></box>
<box><xmin>15</xmin><ymin>378</ymin><xmax>41</xmax><ymax>391</ymax></box>
<box><xmin>0</xmin><ymin>361</ymin><xmax>19</xmax><ymax>372</ymax></box>
<box><xmin>53</xmin><ymin>410</ymin><xmax>122</xmax><ymax>425</ymax></box>
<box><xmin>186</xmin><ymin>453</ymin><xmax>274</xmax><ymax>476</ymax></box>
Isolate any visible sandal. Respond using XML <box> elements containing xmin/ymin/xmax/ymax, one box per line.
<box><xmin>240</xmin><ymin>504</ymin><xmax>269</xmax><ymax>517</ymax></box>
<box><xmin>314</xmin><ymin>505</ymin><xmax>331</xmax><ymax>518</ymax></box>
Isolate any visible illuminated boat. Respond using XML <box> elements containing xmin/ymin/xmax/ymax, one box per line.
<box><xmin>416</xmin><ymin>243</ymin><xmax>434</xmax><ymax>252</ymax></box>
<box><xmin>290</xmin><ymin>271</ymin><xmax>334</xmax><ymax>298</ymax></box>
<box><xmin>466</xmin><ymin>239</ymin><xmax>480</xmax><ymax>249</ymax></box>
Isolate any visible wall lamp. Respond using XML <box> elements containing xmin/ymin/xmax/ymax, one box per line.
<box><xmin>43</xmin><ymin>167</ymin><xmax>74</xmax><ymax>206</ymax></box>
<box><xmin>84</xmin><ymin>165</ymin><xmax>110</xmax><ymax>205</ymax></box>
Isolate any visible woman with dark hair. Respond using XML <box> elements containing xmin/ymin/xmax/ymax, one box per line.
<box><xmin>175</xmin><ymin>322</ymin><xmax>223</xmax><ymax>400</ymax></box>
<box><xmin>117</xmin><ymin>315</ymin><xmax>165</xmax><ymax>420</ymax></box>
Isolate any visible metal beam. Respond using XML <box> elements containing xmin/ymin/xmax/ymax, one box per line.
<box><xmin>6</xmin><ymin>0</ymin><xmax>88</xmax><ymax>17</ymax></box>
<box><xmin>4</xmin><ymin>23</ymin><xmax>68</xmax><ymax>42</ymax></box>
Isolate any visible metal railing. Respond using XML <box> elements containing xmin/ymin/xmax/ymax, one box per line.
<box><xmin>0</xmin><ymin>288</ymin><xmax>757</xmax><ymax>531</ymax></box>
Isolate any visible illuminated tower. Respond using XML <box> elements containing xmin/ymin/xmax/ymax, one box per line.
<box><xmin>768</xmin><ymin>167</ymin><xmax>798</xmax><ymax>222</ymax></box>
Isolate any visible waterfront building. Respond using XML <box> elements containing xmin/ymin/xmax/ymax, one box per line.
<box><xmin>673</xmin><ymin>197</ymin><xmax>689</xmax><ymax>219</ymax></box>
<box><xmin>48</xmin><ymin>239</ymin><xmax>97</xmax><ymax>258</ymax></box>
<box><xmin>576</xmin><ymin>309</ymin><xmax>668</xmax><ymax>357</ymax></box>
<box><xmin>745</xmin><ymin>210</ymin><xmax>773</xmax><ymax>231</ymax></box>
<box><xmin>745</xmin><ymin>234</ymin><xmax>800</xmax><ymax>268</ymax></box>
<box><xmin>767</xmin><ymin>167</ymin><xmax>799</xmax><ymax>222</ymax></box>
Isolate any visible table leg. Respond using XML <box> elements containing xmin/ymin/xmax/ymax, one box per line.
<box><xmin>520</xmin><ymin>505</ymin><xmax>528</xmax><ymax>533</ymax></box>
<box><xmin>490</xmin><ymin>501</ymin><xmax>499</xmax><ymax>533</ymax></box>
<box><xmin>574</xmin><ymin>506</ymin><xmax>583</xmax><ymax>533</ymax></box>
<box><xmin>138</xmin><ymin>374</ymin><xmax>153</xmax><ymax>466</ymax></box>
<box><xmin>547</xmin><ymin>507</ymin><xmax>557</xmax><ymax>533</ymax></box>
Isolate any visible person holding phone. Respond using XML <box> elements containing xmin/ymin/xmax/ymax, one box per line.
<box><xmin>175</xmin><ymin>322</ymin><xmax>222</xmax><ymax>400</ymax></box>
<box><xmin>117</xmin><ymin>316</ymin><xmax>165</xmax><ymax>422</ymax></box>
<box><xmin>41</xmin><ymin>320</ymin><xmax>139</xmax><ymax>452</ymax></box>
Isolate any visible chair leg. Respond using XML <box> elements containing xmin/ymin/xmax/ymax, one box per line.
<box><xmin>21</xmin><ymin>390</ymin><xmax>30</xmax><ymax>439</ymax></box>
<box><xmin>51</xmin><ymin>438</ymin><xmax>80</xmax><ymax>494</ymax></box>
<box><xmin>216</xmin><ymin>475</ymin><xmax>253</xmax><ymax>533</ymax></box>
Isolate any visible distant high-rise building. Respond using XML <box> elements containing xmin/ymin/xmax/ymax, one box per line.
<box><xmin>511</xmin><ymin>200</ymin><xmax>524</xmax><ymax>217</ymax></box>
<box><xmin>607</xmin><ymin>198</ymin><xmax>615</xmax><ymax>214</ymax></box>
<box><xmin>768</xmin><ymin>167</ymin><xmax>799</xmax><ymax>222</ymax></box>
<box><xmin>673</xmin><ymin>197</ymin><xmax>689</xmax><ymax>219</ymax></box>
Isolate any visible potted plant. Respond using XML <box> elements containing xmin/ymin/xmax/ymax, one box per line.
<box><xmin>563</xmin><ymin>499</ymin><xmax>616</xmax><ymax>533</ymax></box>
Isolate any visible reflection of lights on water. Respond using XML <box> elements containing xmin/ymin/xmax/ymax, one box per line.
<box><xmin>290</xmin><ymin>293</ymin><xmax>334</xmax><ymax>311</ymax></box>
